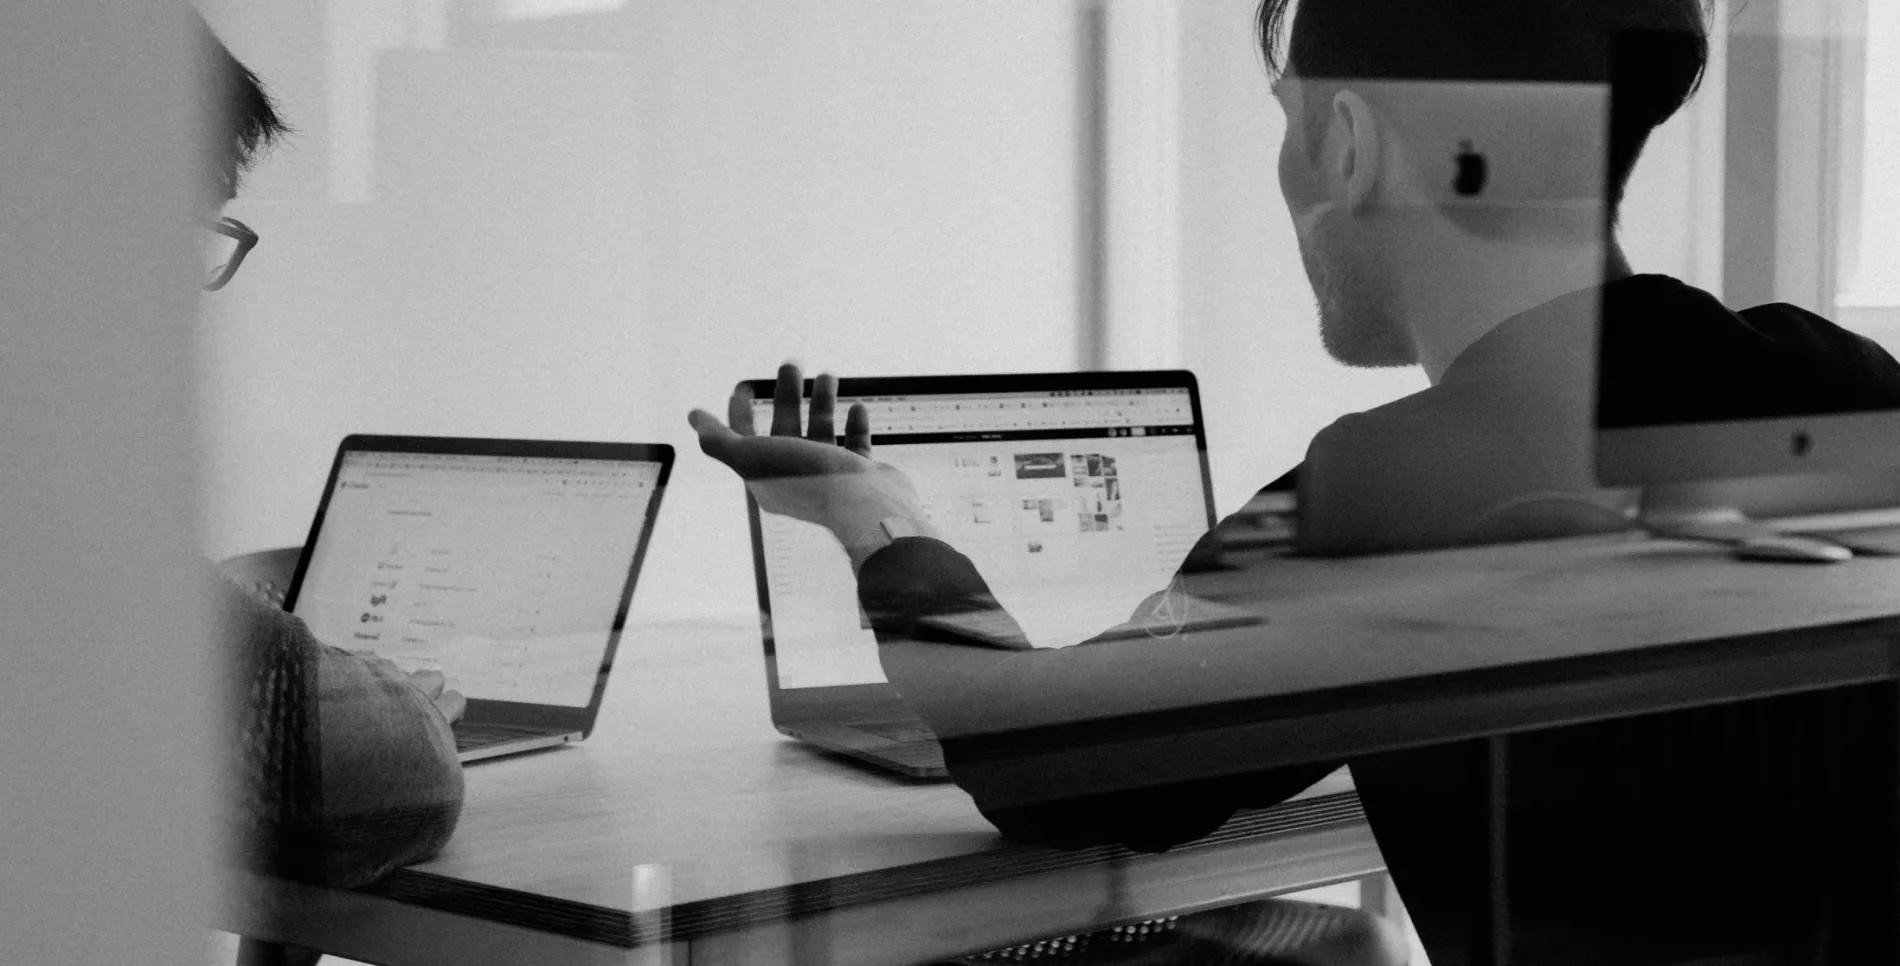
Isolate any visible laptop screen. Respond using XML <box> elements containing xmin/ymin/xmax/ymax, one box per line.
<box><xmin>292</xmin><ymin>449</ymin><xmax>663</xmax><ymax>708</ymax></box>
<box><xmin>752</xmin><ymin>384</ymin><xmax>1211</xmax><ymax>690</ymax></box>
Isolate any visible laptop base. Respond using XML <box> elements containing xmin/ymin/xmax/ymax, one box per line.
<box><xmin>457</xmin><ymin>729</ymin><xmax>583</xmax><ymax>765</ymax></box>
<box><xmin>778</xmin><ymin>723</ymin><xmax>950</xmax><ymax>780</ymax></box>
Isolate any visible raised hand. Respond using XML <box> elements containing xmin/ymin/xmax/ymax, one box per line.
<box><xmin>689</xmin><ymin>363</ymin><xmax>937</xmax><ymax>572</ymax></box>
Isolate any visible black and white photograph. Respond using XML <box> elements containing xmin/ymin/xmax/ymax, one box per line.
<box><xmin>15</xmin><ymin>2</ymin><xmax>1900</xmax><ymax>966</ymax></box>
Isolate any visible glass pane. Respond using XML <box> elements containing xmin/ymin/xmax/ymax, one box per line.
<box><xmin>198</xmin><ymin>4</ymin><xmax>1892</xmax><ymax>966</ymax></box>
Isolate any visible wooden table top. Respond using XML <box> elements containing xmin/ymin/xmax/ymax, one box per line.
<box><xmin>892</xmin><ymin>532</ymin><xmax>1900</xmax><ymax>797</ymax></box>
<box><xmin>406</xmin><ymin>613</ymin><xmax>1360</xmax><ymax>896</ymax></box>
<box><xmin>229</xmin><ymin>529</ymin><xmax>1900</xmax><ymax>964</ymax></box>
<box><xmin>898</xmin><ymin>532</ymin><xmax>1900</xmax><ymax>731</ymax></box>
<box><xmin>411</xmin><ymin>531</ymin><xmax>1900</xmax><ymax>903</ymax></box>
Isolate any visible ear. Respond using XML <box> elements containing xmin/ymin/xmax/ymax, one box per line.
<box><xmin>1330</xmin><ymin>90</ymin><xmax>1381</xmax><ymax>214</ymax></box>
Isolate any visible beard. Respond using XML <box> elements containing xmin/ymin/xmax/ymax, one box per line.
<box><xmin>1296</xmin><ymin>212</ymin><xmax>1415</xmax><ymax>368</ymax></box>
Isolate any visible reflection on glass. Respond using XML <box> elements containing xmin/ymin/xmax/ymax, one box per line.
<box><xmin>197</xmin><ymin>0</ymin><xmax>1900</xmax><ymax>965</ymax></box>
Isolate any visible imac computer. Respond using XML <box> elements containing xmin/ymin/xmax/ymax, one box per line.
<box><xmin>1595</xmin><ymin>22</ymin><xmax>1900</xmax><ymax>560</ymax></box>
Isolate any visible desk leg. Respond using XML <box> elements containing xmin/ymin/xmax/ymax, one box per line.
<box><xmin>1482</xmin><ymin>736</ymin><xmax>1510</xmax><ymax>966</ymax></box>
<box><xmin>1820</xmin><ymin>680</ymin><xmax>1900</xmax><ymax>963</ymax></box>
<box><xmin>1354</xmin><ymin>738</ymin><xmax>1508</xmax><ymax>966</ymax></box>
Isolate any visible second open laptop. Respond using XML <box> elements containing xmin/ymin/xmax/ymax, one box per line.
<box><xmin>284</xmin><ymin>435</ymin><xmax>672</xmax><ymax>763</ymax></box>
<box><xmin>744</xmin><ymin>371</ymin><xmax>1222</xmax><ymax>779</ymax></box>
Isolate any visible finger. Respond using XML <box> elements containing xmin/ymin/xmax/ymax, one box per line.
<box><xmin>844</xmin><ymin>402</ymin><xmax>873</xmax><ymax>458</ymax></box>
<box><xmin>689</xmin><ymin>409</ymin><xmax>750</xmax><ymax>470</ymax></box>
<box><xmin>439</xmin><ymin>690</ymin><xmax>467</xmax><ymax>725</ymax></box>
<box><xmin>729</xmin><ymin>382</ymin><xmax>757</xmax><ymax>436</ymax></box>
<box><xmin>808</xmin><ymin>373</ymin><xmax>838</xmax><ymax>443</ymax></box>
<box><xmin>409</xmin><ymin>669</ymin><xmax>446</xmax><ymax>698</ymax></box>
<box><xmin>771</xmin><ymin>362</ymin><xmax>804</xmax><ymax>437</ymax></box>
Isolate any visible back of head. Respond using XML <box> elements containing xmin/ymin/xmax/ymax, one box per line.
<box><xmin>1259</xmin><ymin>0</ymin><xmax>1711</xmax><ymax>212</ymax></box>
<box><xmin>189</xmin><ymin>7</ymin><xmax>289</xmax><ymax>201</ymax></box>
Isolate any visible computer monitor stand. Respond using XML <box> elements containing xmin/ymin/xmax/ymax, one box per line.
<box><xmin>1638</xmin><ymin>482</ymin><xmax>1852</xmax><ymax>562</ymax></box>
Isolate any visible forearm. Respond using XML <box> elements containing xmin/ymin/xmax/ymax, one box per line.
<box><xmin>311</xmin><ymin>643</ymin><xmax>464</xmax><ymax>886</ymax></box>
<box><xmin>220</xmin><ymin>576</ymin><xmax>463</xmax><ymax>887</ymax></box>
<box><xmin>858</xmin><ymin>507</ymin><xmax>1333</xmax><ymax>852</ymax></box>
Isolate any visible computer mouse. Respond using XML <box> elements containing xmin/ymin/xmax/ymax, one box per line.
<box><xmin>1732</xmin><ymin>535</ymin><xmax>1853</xmax><ymax>563</ymax></box>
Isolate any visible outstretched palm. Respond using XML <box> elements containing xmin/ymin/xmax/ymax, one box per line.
<box><xmin>689</xmin><ymin>364</ymin><xmax>927</xmax><ymax>562</ymax></box>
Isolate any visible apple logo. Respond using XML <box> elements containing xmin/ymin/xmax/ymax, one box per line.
<box><xmin>1454</xmin><ymin>139</ymin><xmax>1488</xmax><ymax>197</ymax></box>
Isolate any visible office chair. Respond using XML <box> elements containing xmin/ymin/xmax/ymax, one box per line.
<box><xmin>220</xmin><ymin>545</ymin><xmax>302</xmax><ymax>608</ymax></box>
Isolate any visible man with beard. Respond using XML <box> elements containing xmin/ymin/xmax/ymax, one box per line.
<box><xmin>689</xmin><ymin>0</ymin><xmax>1900</xmax><ymax>961</ymax></box>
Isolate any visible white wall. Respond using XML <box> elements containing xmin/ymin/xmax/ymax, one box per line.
<box><xmin>1846</xmin><ymin>0</ymin><xmax>1900</xmax><ymax>304</ymax></box>
<box><xmin>200</xmin><ymin>1</ymin><xmax>1091</xmax><ymax>620</ymax></box>
<box><xmin>1</xmin><ymin>4</ymin><xmax>211</xmax><ymax>964</ymax></box>
<box><xmin>1619</xmin><ymin>0</ymin><xmax>1729</xmax><ymax>297</ymax></box>
<box><xmin>201</xmin><ymin>0</ymin><xmax>1752</xmax><ymax>620</ymax></box>
<box><xmin>1175</xmin><ymin>0</ymin><xmax>1426</xmax><ymax>512</ymax></box>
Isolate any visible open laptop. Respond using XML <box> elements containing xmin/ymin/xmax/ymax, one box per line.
<box><xmin>743</xmin><ymin>372</ymin><xmax>1223</xmax><ymax>779</ymax></box>
<box><xmin>283</xmin><ymin>435</ymin><xmax>672</xmax><ymax>763</ymax></box>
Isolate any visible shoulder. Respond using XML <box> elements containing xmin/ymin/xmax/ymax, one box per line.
<box><xmin>1604</xmin><ymin>275</ymin><xmax>1900</xmax><ymax>422</ymax></box>
<box><xmin>214</xmin><ymin>569</ymin><xmax>322</xmax><ymax>675</ymax></box>
<box><xmin>1738</xmin><ymin>301</ymin><xmax>1900</xmax><ymax>368</ymax></box>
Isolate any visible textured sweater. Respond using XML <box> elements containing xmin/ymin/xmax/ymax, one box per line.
<box><xmin>219</xmin><ymin>573</ymin><xmax>463</xmax><ymax>888</ymax></box>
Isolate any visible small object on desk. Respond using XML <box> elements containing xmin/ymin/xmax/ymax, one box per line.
<box><xmin>1639</xmin><ymin>517</ymin><xmax>1854</xmax><ymax>563</ymax></box>
<box><xmin>1791</xmin><ymin>524</ymin><xmax>1900</xmax><ymax>557</ymax></box>
<box><xmin>1731</xmin><ymin>535</ymin><xmax>1853</xmax><ymax>564</ymax></box>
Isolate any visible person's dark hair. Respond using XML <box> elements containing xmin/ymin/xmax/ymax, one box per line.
<box><xmin>1257</xmin><ymin>0</ymin><xmax>1712</xmax><ymax>213</ymax></box>
<box><xmin>192</xmin><ymin>9</ymin><xmax>290</xmax><ymax>199</ymax></box>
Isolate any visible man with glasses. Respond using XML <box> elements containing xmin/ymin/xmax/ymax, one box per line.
<box><xmin>203</xmin><ymin>215</ymin><xmax>257</xmax><ymax>292</ymax></box>
<box><xmin>193</xmin><ymin>9</ymin><xmax>466</xmax><ymax>907</ymax></box>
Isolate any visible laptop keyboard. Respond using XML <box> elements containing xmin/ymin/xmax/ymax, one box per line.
<box><xmin>454</xmin><ymin>722</ymin><xmax>558</xmax><ymax>753</ymax></box>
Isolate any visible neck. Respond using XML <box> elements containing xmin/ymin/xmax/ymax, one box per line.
<box><xmin>1403</xmin><ymin>237</ymin><xmax>1632</xmax><ymax>385</ymax></box>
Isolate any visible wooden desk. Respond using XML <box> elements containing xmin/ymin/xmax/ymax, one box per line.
<box><xmin>221</xmin><ymin>532</ymin><xmax>1900</xmax><ymax>965</ymax></box>
<box><xmin>925</xmin><ymin>531</ymin><xmax>1900</xmax><ymax>797</ymax></box>
<box><xmin>221</xmin><ymin>621</ymin><xmax>1382</xmax><ymax>966</ymax></box>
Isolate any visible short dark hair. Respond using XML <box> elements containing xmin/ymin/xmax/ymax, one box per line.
<box><xmin>1257</xmin><ymin>0</ymin><xmax>1712</xmax><ymax>212</ymax></box>
<box><xmin>191</xmin><ymin>9</ymin><xmax>290</xmax><ymax>199</ymax></box>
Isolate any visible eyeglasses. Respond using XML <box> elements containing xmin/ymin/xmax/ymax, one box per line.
<box><xmin>202</xmin><ymin>216</ymin><xmax>259</xmax><ymax>291</ymax></box>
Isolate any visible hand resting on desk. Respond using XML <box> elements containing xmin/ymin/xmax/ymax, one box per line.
<box><xmin>347</xmin><ymin>653</ymin><xmax>467</xmax><ymax>725</ymax></box>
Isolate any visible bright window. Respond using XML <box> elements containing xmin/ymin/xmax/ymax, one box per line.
<box><xmin>1838</xmin><ymin>0</ymin><xmax>1900</xmax><ymax>342</ymax></box>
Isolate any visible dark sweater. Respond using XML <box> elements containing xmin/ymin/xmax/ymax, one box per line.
<box><xmin>860</xmin><ymin>275</ymin><xmax>1900</xmax><ymax>960</ymax></box>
